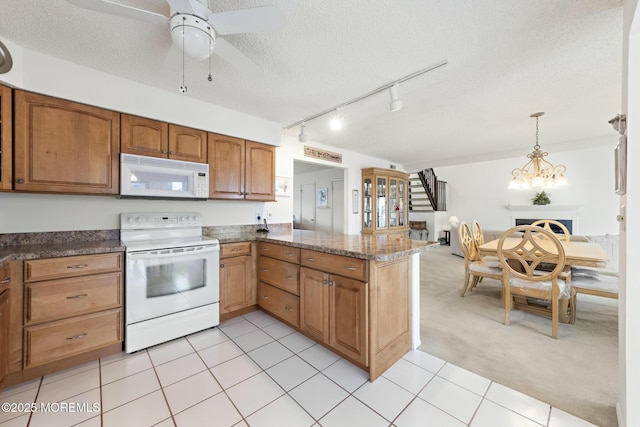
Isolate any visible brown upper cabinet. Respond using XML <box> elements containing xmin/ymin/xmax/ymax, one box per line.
<box><xmin>0</xmin><ymin>85</ymin><xmax>12</xmax><ymax>191</ymax></box>
<box><xmin>13</xmin><ymin>91</ymin><xmax>120</xmax><ymax>195</ymax></box>
<box><xmin>208</xmin><ymin>133</ymin><xmax>276</xmax><ymax>201</ymax></box>
<box><xmin>121</xmin><ymin>114</ymin><xmax>207</xmax><ymax>163</ymax></box>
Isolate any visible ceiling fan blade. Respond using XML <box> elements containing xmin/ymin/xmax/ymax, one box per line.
<box><xmin>66</xmin><ymin>0</ymin><xmax>168</xmax><ymax>26</ymax></box>
<box><xmin>214</xmin><ymin>38</ymin><xmax>261</xmax><ymax>75</ymax></box>
<box><xmin>207</xmin><ymin>5</ymin><xmax>285</xmax><ymax>35</ymax></box>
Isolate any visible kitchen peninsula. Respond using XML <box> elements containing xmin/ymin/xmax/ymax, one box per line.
<box><xmin>208</xmin><ymin>228</ymin><xmax>438</xmax><ymax>381</ymax></box>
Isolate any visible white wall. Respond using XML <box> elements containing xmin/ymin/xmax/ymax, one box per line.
<box><xmin>293</xmin><ymin>167</ymin><xmax>345</xmax><ymax>233</ymax></box>
<box><xmin>435</xmin><ymin>144</ymin><xmax>619</xmax><ymax>236</ymax></box>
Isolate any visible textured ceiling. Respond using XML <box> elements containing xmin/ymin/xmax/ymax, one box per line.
<box><xmin>0</xmin><ymin>0</ymin><xmax>623</xmax><ymax>170</ymax></box>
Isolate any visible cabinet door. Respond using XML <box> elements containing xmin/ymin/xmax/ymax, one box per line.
<box><xmin>220</xmin><ymin>255</ymin><xmax>252</xmax><ymax>314</ymax></box>
<box><xmin>300</xmin><ymin>267</ymin><xmax>330</xmax><ymax>344</ymax></box>
<box><xmin>169</xmin><ymin>124</ymin><xmax>207</xmax><ymax>163</ymax></box>
<box><xmin>245</xmin><ymin>141</ymin><xmax>276</xmax><ymax>201</ymax></box>
<box><xmin>121</xmin><ymin>114</ymin><xmax>168</xmax><ymax>158</ymax></box>
<box><xmin>0</xmin><ymin>289</ymin><xmax>9</xmax><ymax>389</ymax></box>
<box><xmin>208</xmin><ymin>133</ymin><xmax>245</xmax><ymax>199</ymax></box>
<box><xmin>362</xmin><ymin>176</ymin><xmax>372</xmax><ymax>231</ymax></box>
<box><xmin>376</xmin><ymin>176</ymin><xmax>388</xmax><ymax>230</ymax></box>
<box><xmin>0</xmin><ymin>85</ymin><xmax>12</xmax><ymax>191</ymax></box>
<box><xmin>14</xmin><ymin>91</ymin><xmax>120</xmax><ymax>195</ymax></box>
<box><xmin>330</xmin><ymin>275</ymin><xmax>367</xmax><ymax>365</ymax></box>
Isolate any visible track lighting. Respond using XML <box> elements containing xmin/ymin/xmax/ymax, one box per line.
<box><xmin>284</xmin><ymin>60</ymin><xmax>447</xmax><ymax>136</ymax></box>
<box><xmin>298</xmin><ymin>122</ymin><xmax>308</xmax><ymax>142</ymax></box>
<box><xmin>330</xmin><ymin>108</ymin><xmax>343</xmax><ymax>131</ymax></box>
<box><xmin>389</xmin><ymin>83</ymin><xmax>403</xmax><ymax>112</ymax></box>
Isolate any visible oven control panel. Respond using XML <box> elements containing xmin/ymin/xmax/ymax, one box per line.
<box><xmin>120</xmin><ymin>212</ymin><xmax>202</xmax><ymax>229</ymax></box>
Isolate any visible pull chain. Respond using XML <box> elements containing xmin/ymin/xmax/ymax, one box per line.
<box><xmin>208</xmin><ymin>26</ymin><xmax>213</xmax><ymax>82</ymax></box>
<box><xmin>180</xmin><ymin>17</ymin><xmax>187</xmax><ymax>93</ymax></box>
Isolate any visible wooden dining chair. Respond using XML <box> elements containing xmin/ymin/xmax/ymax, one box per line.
<box><xmin>497</xmin><ymin>225</ymin><xmax>576</xmax><ymax>338</ymax></box>
<box><xmin>530</xmin><ymin>219</ymin><xmax>572</xmax><ymax>280</ymax></box>
<box><xmin>531</xmin><ymin>219</ymin><xmax>571</xmax><ymax>242</ymax></box>
<box><xmin>472</xmin><ymin>220</ymin><xmax>500</xmax><ymax>268</ymax></box>
<box><xmin>459</xmin><ymin>221</ymin><xmax>502</xmax><ymax>297</ymax></box>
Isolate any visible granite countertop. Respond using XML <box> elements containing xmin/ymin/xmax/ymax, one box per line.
<box><xmin>207</xmin><ymin>229</ymin><xmax>439</xmax><ymax>261</ymax></box>
<box><xmin>0</xmin><ymin>240</ymin><xmax>125</xmax><ymax>263</ymax></box>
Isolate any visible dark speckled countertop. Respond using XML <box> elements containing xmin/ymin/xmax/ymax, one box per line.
<box><xmin>0</xmin><ymin>226</ymin><xmax>437</xmax><ymax>264</ymax></box>
<box><xmin>206</xmin><ymin>229</ymin><xmax>439</xmax><ymax>261</ymax></box>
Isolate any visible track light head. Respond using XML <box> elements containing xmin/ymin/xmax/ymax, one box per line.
<box><xmin>389</xmin><ymin>83</ymin><xmax>403</xmax><ymax>112</ymax></box>
<box><xmin>299</xmin><ymin>122</ymin><xmax>308</xmax><ymax>142</ymax></box>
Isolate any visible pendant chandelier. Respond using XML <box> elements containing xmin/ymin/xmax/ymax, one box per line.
<box><xmin>508</xmin><ymin>112</ymin><xmax>569</xmax><ymax>190</ymax></box>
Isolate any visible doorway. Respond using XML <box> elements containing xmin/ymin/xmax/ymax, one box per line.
<box><xmin>299</xmin><ymin>182</ymin><xmax>316</xmax><ymax>230</ymax></box>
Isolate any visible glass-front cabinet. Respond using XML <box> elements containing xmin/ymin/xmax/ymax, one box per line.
<box><xmin>361</xmin><ymin>168</ymin><xmax>409</xmax><ymax>235</ymax></box>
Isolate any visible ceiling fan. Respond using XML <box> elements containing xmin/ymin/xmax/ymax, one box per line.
<box><xmin>66</xmin><ymin>0</ymin><xmax>285</xmax><ymax>75</ymax></box>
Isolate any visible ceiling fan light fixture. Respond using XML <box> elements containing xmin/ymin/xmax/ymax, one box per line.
<box><xmin>170</xmin><ymin>14</ymin><xmax>215</xmax><ymax>61</ymax></box>
<box><xmin>389</xmin><ymin>83</ymin><xmax>403</xmax><ymax>112</ymax></box>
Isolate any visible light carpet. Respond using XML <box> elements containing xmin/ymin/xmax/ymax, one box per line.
<box><xmin>418</xmin><ymin>245</ymin><xmax>618</xmax><ymax>427</ymax></box>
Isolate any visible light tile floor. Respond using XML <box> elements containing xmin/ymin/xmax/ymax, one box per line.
<box><xmin>0</xmin><ymin>310</ymin><xmax>599</xmax><ymax>427</ymax></box>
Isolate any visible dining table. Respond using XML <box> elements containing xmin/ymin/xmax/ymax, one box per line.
<box><xmin>479</xmin><ymin>237</ymin><xmax>609</xmax><ymax>268</ymax></box>
<box><xmin>478</xmin><ymin>236</ymin><xmax>609</xmax><ymax>324</ymax></box>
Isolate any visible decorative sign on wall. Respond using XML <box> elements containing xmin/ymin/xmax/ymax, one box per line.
<box><xmin>304</xmin><ymin>146</ymin><xmax>342</xmax><ymax>163</ymax></box>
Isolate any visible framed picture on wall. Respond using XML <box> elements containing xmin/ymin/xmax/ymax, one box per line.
<box><xmin>615</xmin><ymin>136</ymin><xmax>627</xmax><ymax>195</ymax></box>
<box><xmin>275</xmin><ymin>176</ymin><xmax>291</xmax><ymax>197</ymax></box>
<box><xmin>317</xmin><ymin>188</ymin><xmax>328</xmax><ymax>208</ymax></box>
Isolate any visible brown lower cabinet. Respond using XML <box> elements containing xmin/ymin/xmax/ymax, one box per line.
<box><xmin>3</xmin><ymin>252</ymin><xmax>124</xmax><ymax>388</ymax></box>
<box><xmin>0</xmin><ymin>287</ymin><xmax>9</xmax><ymax>390</ymax></box>
<box><xmin>258</xmin><ymin>242</ymin><xmax>412</xmax><ymax>381</ymax></box>
<box><xmin>219</xmin><ymin>242</ymin><xmax>255</xmax><ymax>319</ymax></box>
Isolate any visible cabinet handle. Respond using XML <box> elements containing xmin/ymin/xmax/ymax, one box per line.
<box><xmin>1</xmin><ymin>277</ymin><xmax>10</xmax><ymax>284</ymax></box>
<box><xmin>220</xmin><ymin>264</ymin><xmax>224</xmax><ymax>268</ymax></box>
<box><xmin>66</xmin><ymin>333</ymin><xmax>88</xmax><ymax>341</ymax></box>
<box><xmin>262</xmin><ymin>268</ymin><xmax>269</xmax><ymax>272</ymax></box>
<box><xmin>322</xmin><ymin>280</ymin><xmax>327</xmax><ymax>284</ymax></box>
<box><xmin>170</xmin><ymin>150</ymin><xmax>175</xmax><ymax>155</ymax></box>
<box><xmin>306</xmin><ymin>257</ymin><xmax>315</xmax><ymax>262</ymax></box>
<box><xmin>263</xmin><ymin>247</ymin><xmax>269</xmax><ymax>251</ymax></box>
<box><xmin>285</xmin><ymin>276</ymin><xmax>294</xmax><ymax>280</ymax></box>
<box><xmin>162</xmin><ymin>150</ymin><xmax>168</xmax><ymax>154</ymax></box>
<box><xmin>15</xmin><ymin>178</ymin><xmax>25</xmax><ymax>184</ymax></box>
<box><xmin>284</xmin><ymin>306</ymin><xmax>293</xmax><ymax>312</ymax></box>
<box><xmin>262</xmin><ymin>295</ymin><xmax>268</xmax><ymax>300</ymax></box>
<box><xmin>66</xmin><ymin>293</ymin><xmax>88</xmax><ymax>300</ymax></box>
<box><xmin>231</xmin><ymin>247</ymin><xmax>241</xmax><ymax>252</ymax></box>
<box><xmin>344</xmin><ymin>266</ymin><xmax>357</xmax><ymax>271</ymax></box>
<box><xmin>66</xmin><ymin>264</ymin><xmax>89</xmax><ymax>269</ymax></box>
<box><xmin>328</xmin><ymin>281</ymin><xmax>334</xmax><ymax>286</ymax></box>
<box><xmin>285</xmin><ymin>253</ymin><xmax>293</xmax><ymax>257</ymax></box>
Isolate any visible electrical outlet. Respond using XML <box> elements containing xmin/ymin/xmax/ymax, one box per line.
<box><xmin>267</xmin><ymin>211</ymin><xmax>273</xmax><ymax>219</ymax></box>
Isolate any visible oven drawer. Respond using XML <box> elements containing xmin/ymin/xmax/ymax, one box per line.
<box><xmin>259</xmin><ymin>256</ymin><xmax>299</xmax><ymax>295</ymax></box>
<box><xmin>24</xmin><ymin>308</ymin><xmax>123</xmax><ymax>369</ymax></box>
<box><xmin>24</xmin><ymin>272</ymin><xmax>123</xmax><ymax>325</ymax></box>
<box><xmin>24</xmin><ymin>253</ymin><xmax>123</xmax><ymax>282</ymax></box>
<box><xmin>300</xmin><ymin>249</ymin><xmax>368</xmax><ymax>282</ymax></box>
<box><xmin>221</xmin><ymin>242</ymin><xmax>251</xmax><ymax>258</ymax></box>
<box><xmin>258</xmin><ymin>282</ymin><xmax>299</xmax><ymax>327</ymax></box>
<box><xmin>259</xmin><ymin>243</ymin><xmax>300</xmax><ymax>263</ymax></box>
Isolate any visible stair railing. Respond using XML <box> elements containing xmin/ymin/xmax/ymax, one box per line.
<box><xmin>417</xmin><ymin>168</ymin><xmax>447</xmax><ymax>211</ymax></box>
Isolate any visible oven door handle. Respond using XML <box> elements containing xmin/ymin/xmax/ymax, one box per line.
<box><xmin>127</xmin><ymin>246</ymin><xmax>219</xmax><ymax>260</ymax></box>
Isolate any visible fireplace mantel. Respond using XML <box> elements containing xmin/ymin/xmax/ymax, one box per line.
<box><xmin>505</xmin><ymin>204</ymin><xmax>584</xmax><ymax>212</ymax></box>
<box><xmin>504</xmin><ymin>205</ymin><xmax>584</xmax><ymax>233</ymax></box>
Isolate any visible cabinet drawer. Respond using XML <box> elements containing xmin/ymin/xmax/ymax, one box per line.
<box><xmin>259</xmin><ymin>243</ymin><xmax>300</xmax><ymax>263</ymax></box>
<box><xmin>24</xmin><ymin>308</ymin><xmax>122</xmax><ymax>369</ymax></box>
<box><xmin>221</xmin><ymin>242</ymin><xmax>251</xmax><ymax>258</ymax></box>
<box><xmin>258</xmin><ymin>282</ymin><xmax>299</xmax><ymax>327</ymax></box>
<box><xmin>24</xmin><ymin>253</ymin><xmax>122</xmax><ymax>282</ymax></box>
<box><xmin>300</xmin><ymin>250</ymin><xmax>368</xmax><ymax>282</ymax></box>
<box><xmin>259</xmin><ymin>256</ymin><xmax>299</xmax><ymax>295</ymax></box>
<box><xmin>25</xmin><ymin>272</ymin><xmax>122</xmax><ymax>325</ymax></box>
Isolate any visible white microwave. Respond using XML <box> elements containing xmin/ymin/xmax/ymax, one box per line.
<box><xmin>120</xmin><ymin>154</ymin><xmax>209</xmax><ymax>199</ymax></box>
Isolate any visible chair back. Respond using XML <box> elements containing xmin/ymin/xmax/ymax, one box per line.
<box><xmin>458</xmin><ymin>222</ymin><xmax>480</xmax><ymax>261</ymax></box>
<box><xmin>497</xmin><ymin>225</ymin><xmax>566</xmax><ymax>282</ymax></box>
<box><xmin>472</xmin><ymin>220</ymin><xmax>484</xmax><ymax>247</ymax></box>
<box><xmin>530</xmin><ymin>219</ymin><xmax>570</xmax><ymax>242</ymax></box>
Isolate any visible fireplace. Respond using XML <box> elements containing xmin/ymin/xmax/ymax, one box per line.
<box><xmin>505</xmin><ymin>204</ymin><xmax>583</xmax><ymax>234</ymax></box>
<box><xmin>515</xmin><ymin>218</ymin><xmax>573</xmax><ymax>234</ymax></box>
